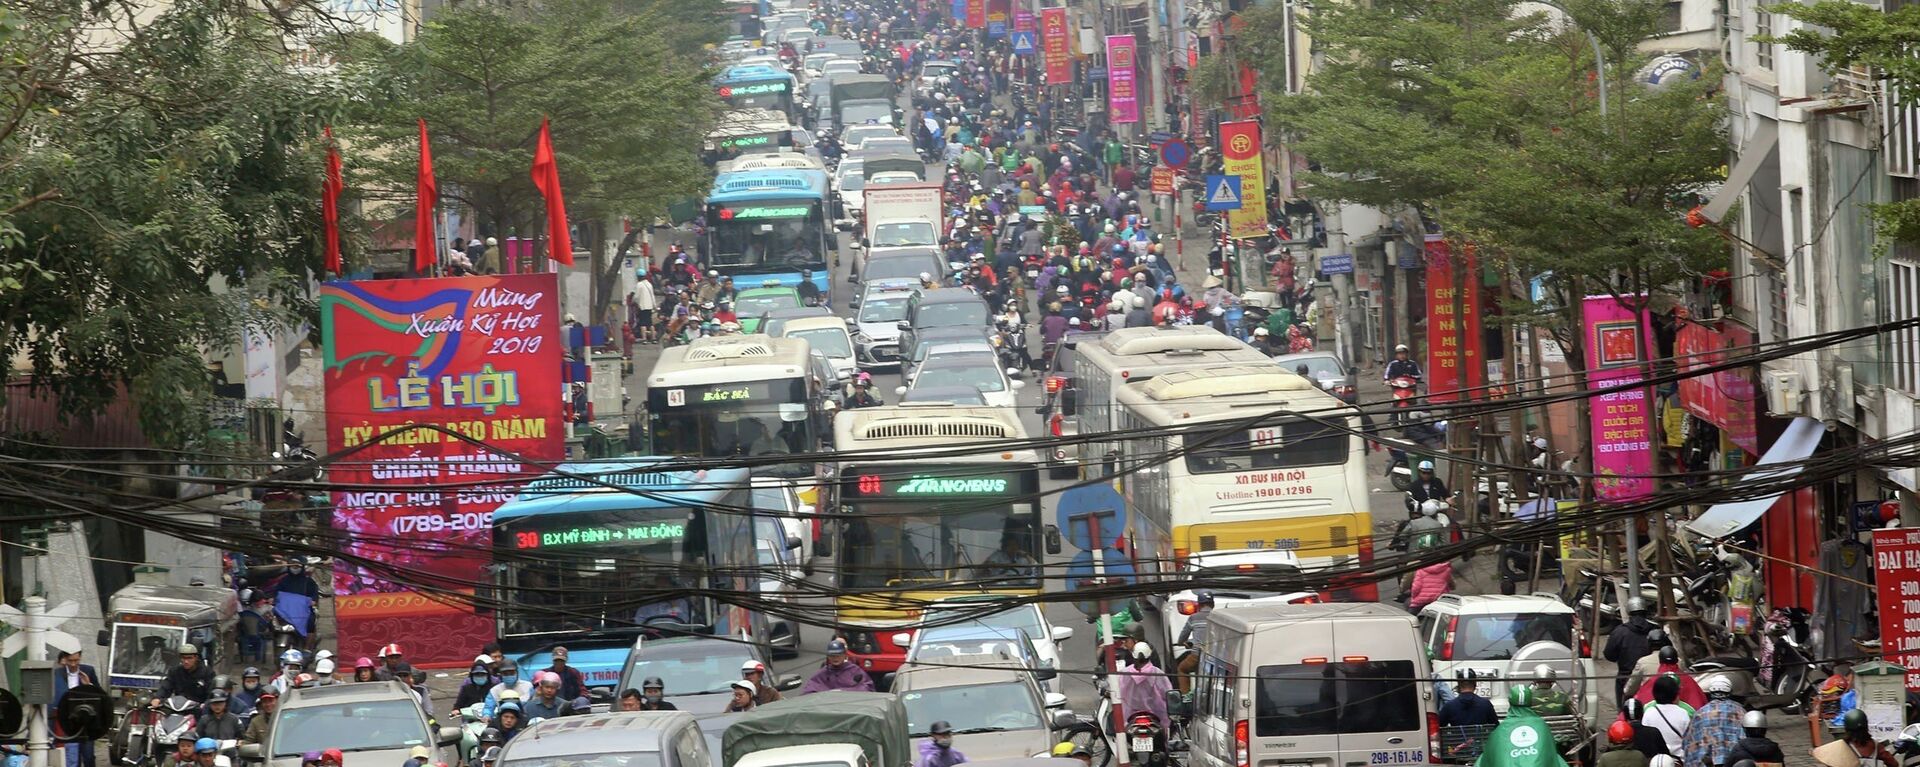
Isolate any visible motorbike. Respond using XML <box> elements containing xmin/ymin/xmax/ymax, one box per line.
<box><xmin>1384</xmin><ymin>416</ymin><xmax>1447</xmax><ymax>491</ymax></box>
<box><xmin>1022</xmin><ymin>254</ymin><xmax>1042</xmax><ymax>288</ymax></box>
<box><xmin>146</xmin><ymin>696</ymin><xmax>201</xmax><ymax>766</ymax></box>
<box><xmin>1895</xmin><ymin>723</ymin><xmax>1920</xmax><ymax>767</ymax></box>
<box><xmin>1125</xmin><ymin>711</ymin><xmax>1168</xmax><ymax>767</ymax></box>
<box><xmin>1693</xmin><ymin>607</ymin><xmax>1818</xmax><ymax>712</ymax></box>
<box><xmin>1388</xmin><ymin>375</ymin><xmax>1419</xmax><ymax>422</ymax></box>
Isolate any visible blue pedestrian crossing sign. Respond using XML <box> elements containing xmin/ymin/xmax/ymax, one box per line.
<box><xmin>1010</xmin><ymin>30</ymin><xmax>1038</xmax><ymax>55</ymax></box>
<box><xmin>1204</xmin><ymin>175</ymin><xmax>1243</xmax><ymax>211</ymax></box>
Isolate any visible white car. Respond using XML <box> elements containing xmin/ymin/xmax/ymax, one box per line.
<box><xmin>780</xmin><ymin>315</ymin><xmax>858</xmax><ymax>383</ymax></box>
<box><xmin>1416</xmin><ymin>593</ymin><xmax>1596</xmax><ymax>716</ymax></box>
<box><xmin>1161</xmin><ymin>549</ymin><xmax>1318</xmax><ymax>649</ymax></box>
<box><xmin>842</xmin><ymin>124</ymin><xmax>900</xmax><ymax>151</ymax></box>
<box><xmin>858</xmin><ymin>136</ymin><xmax>915</xmax><ymax>155</ymax></box>
<box><xmin>898</xmin><ymin>350</ymin><xmax>1022</xmax><ymax>409</ymax></box>
<box><xmin>912</xmin><ymin>598</ymin><xmax>1074</xmax><ymax>692</ymax></box>
<box><xmin>853</xmin><ymin>280</ymin><xmax>918</xmax><ymax>369</ymax></box>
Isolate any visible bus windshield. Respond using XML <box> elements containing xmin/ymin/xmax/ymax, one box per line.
<box><xmin>708</xmin><ymin>203</ymin><xmax>827</xmax><ymax>269</ymax></box>
<box><xmin>1181</xmin><ymin>419</ymin><xmax>1348</xmax><ymax>475</ymax></box>
<box><xmin>647</xmin><ymin>378</ymin><xmax>819</xmax><ymax>470</ymax></box>
<box><xmin>493</xmin><ymin>506</ymin><xmax>713</xmax><ymax>636</ymax></box>
<box><xmin>721</xmin><ymin>81</ymin><xmax>795</xmax><ymax>118</ymax></box>
<box><xmin>839</xmin><ymin>464</ymin><xmax>1041</xmax><ymax>590</ymax></box>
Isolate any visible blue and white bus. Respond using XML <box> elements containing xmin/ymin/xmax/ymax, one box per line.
<box><xmin>491</xmin><ymin>460</ymin><xmax>785</xmax><ymax>683</ymax></box>
<box><xmin>717</xmin><ymin>65</ymin><xmax>799</xmax><ymax>124</ymax></box>
<box><xmin>705</xmin><ymin>168</ymin><xmax>833</xmax><ymax>297</ymax></box>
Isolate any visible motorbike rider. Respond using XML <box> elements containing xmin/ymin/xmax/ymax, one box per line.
<box><xmin>231</xmin><ymin>668</ymin><xmax>264</xmax><ymax>716</ymax></box>
<box><xmin>544</xmin><ymin>647</ymin><xmax>589</xmax><ymax>701</ymax></box>
<box><xmin>455</xmin><ymin>659</ymin><xmax>494</xmax><ymax>710</ymax></box>
<box><xmin>482</xmin><ymin>659</ymin><xmax>533</xmax><ymax>718</ymax></box>
<box><xmin>847</xmin><ymin>373</ymin><xmax>884</xmax><ymax>408</ymax></box>
<box><xmin>801</xmin><ymin>639</ymin><xmax>875</xmax><ymax>693</ymax></box>
<box><xmin>1723</xmin><ymin>711</ymin><xmax>1784</xmax><ymax>766</ymax></box>
<box><xmin>1814</xmin><ymin>709</ymin><xmax>1896</xmax><ymax>767</ymax></box>
<box><xmin>523</xmin><ymin>672</ymin><xmax>568</xmax><ymax>721</ymax></box>
<box><xmin>638</xmin><ymin>677</ymin><xmax>678</xmax><ymax>710</ymax></box>
<box><xmin>797</xmin><ymin>271</ymin><xmax>822</xmax><ymax>307</ymax></box>
<box><xmin>741</xmin><ymin>661</ymin><xmax>782</xmax><ymax>705</ymax></box>
<box><xmin>1385</xmin><ymin>344</ymin><xmax>1422</xmax><ymax>381</ymax></box>
<box><xmin>240</xmin><ymin>691</ymin><xmax>277</xmax><ymax>747</ymax></box>
<box><xmin>1249</xmin><ymin>326</ymin><xmax>1279</xmax><ymax>356</ymax></box>
<box><xmin>724</xmin><ymin>680</ymin><xmax>758</xmax><ymax>713</ymax></box>
<box><xmin>189</xmin><ymin>739</ymin><xmax>219</xmax><ymax>767</ymax></box>
<box><xmin>1438</xmin><ymin>670</ymin><xmax>1497</xmax><ymax>727</ymax></box>
<box><xmin>1624</xmin><ymin>629</ymin><xmax>1670</xmax><ymax>701</ymax></box>
<box><xmin>351</xmin><ymin>657</ymin><xmax>376</xmax><ymax>683</ymax></box>
<box><xmin>1639</xmin><ymin>676</ymin><xmax>1693</xmax><ymax>760</ymax></box>
<box><xmin>159</xmin><ymin>737</ymin><xmax>198</xmax><ymax>767</ymax></box>
<box><xmin>1682</xmin><ymin>676</ymin><xmax>1746</xmax><ymax>767</ymax></box>
<box><xmin>1605</xmin><ymin>598</ymin><xmax>1658</xmax><ymax>705</ymax></box>
<box><xmin>1117</xmin><ymin>643</ymin><xmax>1171</xmax><ymax>729</ymax></box>
<box><xmin>1632</xmin><ymin>646</ymin><xmax>1707</xmax><ymax>712</ymax></box>
<box><xmin>491</xmin><ymin>698</ymin><xmax>526</xmax><ymax>744</ymax></box>
<box><xmin>918</xmin><ymin>721</ymin><xmax>969</xmax><ymax>767</ymax></box>
<box><xmin>195</xmin><ymin>690</ymin><xmax>243</xmax><ymax>742</ymax></box>
<box><xmin>1477</xmin><ymin>687</ymin><xmax>1569</xmax><ymax>767</ymax></box>
<box><xmin>1406</xmin><ymin>461</ymin><xmax>1450</xmax><ymax>510</ymax></box>
<box><xmin>158</xmin><ymin>643</ymin><xmax>217</xmax><ymax>703</ymax></box>
<box><xmin>1597</xmin><ymin>721</ymin><xmax>1649</xmax><ymax>767</ymax></box>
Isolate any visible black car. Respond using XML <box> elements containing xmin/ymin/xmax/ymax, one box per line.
<box><xmin>897</xmin><ymin>288</ymin><xmax>991</xmax><ymax>363</ymax></box>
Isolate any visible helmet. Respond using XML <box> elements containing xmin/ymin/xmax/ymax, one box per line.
<box><xmin>1395</xmin><ymin>344</ymin><xmax>1409</xmax><ymax>353</ymax></box>
<box><xmin>1532</xmin><ymin>664</ymin><xmax>1557</xmax><ymax>681</ymax></box>
<box><xmin>1648</xmin><ymin>628</ymin><xmax>1669</xmax><ymax>647</ymax></box>
<box><xmin>496</xmin><ymin>700</ymin><xmax>523</xmax><ymax>716</ymax></box>
<box><xmin>742</xmin><ymin>660</ymin><xmax>766</xmax><ymax>674</ymax></box>
<box><xmin>642</xmin><ymin>676</ymin><xmax>666</xmax><ymax>690</ymax></box>
<box><xmin>1627</xmin><ymin>597</ymin><xmax>1650</xmax><ymax>615</ymax></box>
<box><xmin>322</xmin><ymin>750</ymin><xmax>343</xmax><ymax>766</ymax></box>
<box><xmin>279</xmin><ymin>649</ymin><xmax>304</xmax><ymax>666</ymax></box>
<box><xmin>356</xmin><ymin>657</ymin><xmax>375</xmax><ymax>670</ymax></box>
<box><xmin>1131</xmin><ymin>643</ymin><xmax>1153</xmax><ymax>661</ymax></box>
<box><xmin>1705</xmin><ymin>675</ymin><xmax>1733</xmax><ymax>696</ymax></box>
<box><xmin>179</xmin><ymin>643</ymin><xmax>200</xmax><ymax>657</ymax></box>
<box><xmin>497</xmin><ymin>659</ymin><xmax>518</xmax><ymax>674</ymax></box>
<box><xmin>1658</xmin><ymin>645</ymin><xmax>1678</xmax><ymax>664</ymax></box>
<box><xmin>208</xmin><ymin>690</ymin><xmax>230</xmax><ymax>703</ymax></box>
<box><xmin>1124</xmin><ymin>622</ymin><xmax>1148</xmax><ymax>642</ymax></box>
<box><xmin>1650</xmin><ymin>757</ymin><xmax>1678</xmax><ymax>767</ymax></box>
<box><xmin>856</xmin><ymin>371</ymin><xmax>873</xmax><ymax>385</ymax></box>
<box><xmin>301</xmin><ymin>754</ymin><xmax>322</xmax><ymax>765</ymax></box>
<box><xmin>1741</xmin><ymin>710</ymin><xmax>1767</xmax><ymax>730</ymax></box>
<box><xmin>379</xmin><ymin>643</ymin><xmax>403</xmax><ymax>657</ymax></box>
<box><xmin>195</xmin><ymin>739</ymin><xmax>219</xmax><ymax>754</ymax></box>
<box><xmin>1844</xmin><ymin>708</ymin><xmax>1869</xmax><ymax>734</ymax></box>
<box><xmin>481</xmin><ymin>747</ymin><xmax>502</xmax><ymax>764</ymax></box>
<box><xmin>929</xmin><ymin>721</ymin><xmax>954</xmax><ymax>735</ymax></box>
<box><xmin>1419</xmin><ymin>499</ymin><xmax>1443</xmax><ymax>517</ymax></box>
<box><xmin>479</xmin><ymin>728</ymin><xmax>504</xmax><ymax>745</ymax></box>
<box><xmin>1607</xmin><ymin>720</ymin><xmax>1635</xmax><ymax>744</ymax></box>
<box><xmin>1195</xmin><ymin>589</ymin><xmax>1215</xmax><ymax>606</ymax></box>
<box><xmin>313</xmin><ymin>659</ymin><xmax>334</xmax><ymax>676</ymax></box>
<box><xmin>1052</xmin><ymin>743</ymin><xmax>1077</xmax><ymax>758</ymax></box>
<box><xmin>1508</xmin><ymin>685</ymin><xmax>1534</xmax><ymax>709</ymax></box>
<box><xmin>242</xmin><ymin>667</ymin><xmax>260</xmax><ymax>679</ymax></box>
<box><xmin>294</xmin><ymin>673</ymin><xmax>315</xmax><ymax>687</ymax></box>
<box><xmin>1418</xmin><ymin>460</ymin><xmax>1435</xmax><ymax>471</ymax></box>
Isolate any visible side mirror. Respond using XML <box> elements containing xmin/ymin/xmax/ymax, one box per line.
<box><xmin>1007</xmin><ymin>367</ymin><xmax>1022</xmax><ymax>377</ymax></box>
<box><xmin>239</xmin><ymin>745</ymin><xmax>263</xmax><ymax>762</ymax></box>
<box><xmin>1044</xmin><ymin>692</ymin><xmax>1069</xmax><ymax>709</ymax></box>
<box><xmin>896</xmin><ymin>321</ymin><xmax>912</xmax><ymax>332</ymax></box>
<box><xmin>1037</xmin><ymin>667</ymin><xmax>1058</xmax><ymax>682</ymax></box>
<box><xmin>97</xmin><ymin>630</ymin><xmax>110</xmax><ymax>647</ymax></box>
<box><xmin>1165</xmin><ymin>689</ymin><xmax>1191</xmax><ymax>718</ymax></box>
<box><xmin>438</xmin><ymin>726</ymin><xmax>463</xmax><ymax>746</ymax></box>
<box><xmin>1009</xmin><ymin>379</ymin><xmax>1025</xmax><ymax>391</ymax></box>
<box><xmin>786</xmin><ymin>535</ymin><xmax>803</xmax><ymax>551</ymax></box>
<box><xmin>1050</xmin><ymin>625</ymin><xmax>1075</xmax><ymax>642</ymax></box>
<box><xmin>894</xmin><ymin>385</ymin><xmax>908</xmax><ymax>396</ymax></box>
<box><xmin>778</xmin><ymin>673</ymin><xmax>803</xmax><ymax>691</ymax></box>
<box><xmin>892</xmin><ymin>632</ymin><xmax>913</xmax><ymax>647</ymax></box>
<box><xmin>1051</xmin><ymin>710</ymin><xmax>1077</xmax><ymax>730</ymax></box>
<box><xmin>1044</xmin><ymin>525</ymin><xmax>1062</xmax><ymax>555</ymax></box>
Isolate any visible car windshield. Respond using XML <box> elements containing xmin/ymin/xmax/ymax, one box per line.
<box><xmin>914</xmin><ymin>301</ymin><xmax>988</xmax><ymax>328</ymax></box>
<box><xmin>736</xmin><ymin>292</ymin><xmax>798</xmax><ymax>315</ymax></box>
<box><xmin>846</xmin><ymin>128</ymin><xmax>892</xmax><ymax>146</ymax></box>
<box><xmin>504</xmin><ymin>755</ymin><xmax>664</xmax><ymax>767</ymax></box>
<box><xmin>1255</xmin><ymin>660</ymin><xmax>1421</xmax><ymax>737</ymax></box>
<box><xmin>1285</xmin><ymin>356</ymin><xmax>1345</xmax><ymax>380</ymax></box>
<box><xmin>873</xmin><ymin>222</ymin><xmax>936</xmax><ymax>247</ymax></box>
<box><xmin>923</xmin><ymin>605</ymin><xmax>1045</xmax><ymax>643</ymax></box>
<box><xmin>790</xmin><ymin>328</ymin><xmax>853</xmax><ymax>358</ymax></box>
<box><xmin>625</xmin><ymin>651</ymin><xmax>756</xmax><ymax>695</ymax></box>
<box><xmin>860</xmin><ymin>295</ymin><xmax>911</xmax><ymax>322</ymax></box>
<box><xmin>919</xmin><ymin>359</ymin><xmax>1004</xmax><ymax>392</ymax></box>
<box><xmin>902</xmin><ymin>389</ymin><xmax>986</xmax><ymax>405</ymax></box>
<box><xmin>901</xmin><ymin>682</ymin><xmax>1044</xmax><ymax>735</ymax></box>
<box><xmin>110</xmin><ymin>624</ymin><xmax>185</xmax><ymax>677</ymax></box>
<box><xmin>1452</xmin><ymin>613</ymin><xmax>1574</xmax><ymax>660</ymax></box>
<box><xmin>272</xmin><ymin>700</ymin><xmax>426</xmax><ymax>756</ymax></box>
<box><xmin>866</xmin><ymin>258</ymin><xmax>933</xmax><ymax>282</ymax></box>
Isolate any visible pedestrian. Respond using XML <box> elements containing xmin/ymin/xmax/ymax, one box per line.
<box><xmin>1604</xmin><ymin>598</ymin><xmax>1657</xmax><ymax>705</ymax></box>
<box><xmin>918</xmin><ymin>721</ymin><xmax>968</xmax><ymax>767</ymax></box>
<box><xmin>55</xmin><ymin>650</ymin><xmax>99</xmax><ymax>767</ymax></box>
<box><xmin>802</xmin><ymin>639</ymin><xmax>875</xmax><ymax>693</ymax></box>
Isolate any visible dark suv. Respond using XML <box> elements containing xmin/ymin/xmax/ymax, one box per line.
<box><xmin>896</xmin><ymin>288</ymin><xmax>990</xmax><ymax>363</ymax></box>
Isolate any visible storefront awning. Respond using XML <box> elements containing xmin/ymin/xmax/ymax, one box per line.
<box><xmin>1686</xmin><ymin>416</ymin><xmax>1827</xmax><ymax>538</ymax></box>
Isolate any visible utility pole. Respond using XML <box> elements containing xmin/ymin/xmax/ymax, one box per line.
<box><xmin>1320</xmin><ymin>203</ymin><xmax>1352</xmax><ymax>366</ymax></box>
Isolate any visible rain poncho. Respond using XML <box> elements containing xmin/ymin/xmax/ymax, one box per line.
<box><xmin>1473</xmin><ymin>705</ymin><xmax>1569</xmax><ymax>767</ymax></box>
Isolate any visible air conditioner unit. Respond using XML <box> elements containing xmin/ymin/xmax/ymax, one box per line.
<box><xmin>1766</xmin><ymin>368</ymin><xmax>1804</xmax><ymax>416</ymax></box>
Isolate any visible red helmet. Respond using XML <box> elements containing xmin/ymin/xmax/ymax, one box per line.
<box><xmin>1607</xmin><ymin>720</ymin><xmax>1635</xmax><ymax>745</ymax></box>
<box><xmin>378</xmin><ymin>643</ymin><xmax>403</xmax><ymax>658</ymax></box>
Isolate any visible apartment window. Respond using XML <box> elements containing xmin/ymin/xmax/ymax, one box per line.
<box><xmin>1659</xmin><ymin>1</ymin><xmax>1684</xmax><ymax>34</ymax></box>
<box><xmin>1754</xmin><ymin>9</ymin><xmax>1774</xmax><ymax>70</ymax></box>
<box><xmin>1891</xmin><ymin>260</ymin><xmax>1920</xmax><ymax>393</ymax></box>
<box><xmin>1765</xmin><ymin>266</ymin><xmax>1789</xmax><ymax>343</ymax></box>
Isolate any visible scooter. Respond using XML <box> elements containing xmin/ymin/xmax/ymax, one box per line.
<box><xmin>1388</xmin><ymin>375</ymin><xmax>1419</xmax><ymax>423</ymax></box>
<box><xmin>145</xmin><ymin>696</ymin><xmax>201</xmax><ymax>766</ymax></box>
<box><xmin>1125</xmin><ymin>712</ymin><xmax>1168</xmax><ymax>767</ymax></box>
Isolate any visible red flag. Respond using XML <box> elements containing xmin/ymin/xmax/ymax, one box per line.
<box><xmin>414</xmin><ymin>118</ymin><xmax>437</xmax><ymax>273</ymax></box>
<box><xmin>530</xmin><ymin>118</ymin><xmax>574</xmax><ymax>266</ymax></box>
<box><xmin>322</xmin><ymin>127</ymin><xmax>344</xmax><ymax>276</ymax></box>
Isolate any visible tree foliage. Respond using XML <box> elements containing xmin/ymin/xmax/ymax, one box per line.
<box><xmin>1236</xmin><ymin>0</ymin><xmax>1727</xmax><ymax>335</ymax></box>
<box><xmin>0</xmin><ymin>0</ymin><xmax>340</xmax><ymax>444</ymax></box>
<box><xmin>1766</xmin><ymin>1</ymin><xmax>1920</xmax><ymax>249</ymax></box>
<box><xmin>336</xmin><ymin>0</ymin><xmax>727</xmax><ymax>323</ymax></box>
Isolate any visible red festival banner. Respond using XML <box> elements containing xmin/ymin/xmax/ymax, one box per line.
<box><xmin>1106</xmin><ymin>35</ymin><xmax>1139</xmax><ymax>124</ymax></box>
<box><xmin>1582</xmin><ymin>295</ymin><xmax>1656</xmax><ymax>501</ymax></box>
<box><xmin>1423</xmin><ymin>235</ymin><xmax>1484</xmax><ymax>403</ymax></box>
<box><xmin>320</xmin><ymin>274</ymin><xmax>565</xmax><ymax>665</ymax></box>
<box><xmin>965</xmin><ymin>0</ymin><xmax>985</xmax><ymax>28</ymax></box>
<box><xmin>1041</xmin><ymin>7</ymin><xmax>1072</xmax><ymax>85</ymax></box>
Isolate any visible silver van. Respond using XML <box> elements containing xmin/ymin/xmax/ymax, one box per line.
<box><xmin>495</xmin><ymin>711</ymin><xmax>710</xmax><ymax>767</ymax></box>
<box><xmin>1186</xmin><ymin>603</ymin><xmax>1434</xmax><ymax>767</ymax></box>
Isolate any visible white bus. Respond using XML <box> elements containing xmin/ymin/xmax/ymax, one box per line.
<box><xmin>1112</xmin><ymin>364</ymin><xmax>1377</xmax><ymax>599</ymax></box>
<box><xmin>643</xmin><ymin>334</ymin><xmax>833</xmax><ymax>494</ymax></box>
<box><xmin>1063</xmin><ymin>326</ymin><xmax>1274</xmax><ymax>480</ymax></box>
<box><xmin>826</xmin><ymin>404</ymin><xmax>1057</xmax><ymax>678</ymax></box>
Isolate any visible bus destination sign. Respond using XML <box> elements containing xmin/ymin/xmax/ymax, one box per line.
<box><xmin>508</xmin><ymin>520</ymin><xmax>687</xmax><ymax>550</ymax></box>
<box><xmin>716</xmin><ymin>205</ymin><xmax>810</xmax><ymax>220</ymax></box>
<box><xmin>719</xmin><ymin>81</ymin><xmax>789</xmax><ymax>97</ymax></box>
<box><xmin>846</xmin><ymin>467</ymin><xmax>1030</xmax><ymax>497</ymax></box>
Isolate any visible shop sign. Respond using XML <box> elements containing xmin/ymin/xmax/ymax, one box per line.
<box><xmin>1873</xmin><ymin>527</ymin><xmax>1920</xmax><ymax>690</ymax></box>
<box><xmin>1583</xmin><ymin>294</ymin><xmax>1655</xmax><ymax>501</ymax></box>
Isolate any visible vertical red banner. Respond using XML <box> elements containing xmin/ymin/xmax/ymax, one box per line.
<box><xmin>1423</xmin><ymin>235</ymin><xmax>1483</xmax><ymax>402</ymax></box>
<box><xmin>1106</xmin><ymin>35</ymin><xmax>1139</xmax><ymax>124</ymax></box>
<box><xmin>1041</xmin><ymin>7</ymin><xmax>1072</xmax><ymax>85</ymax></box>
<box><xmin>320</xmin><ymin>274</ymin><xmax>565</xmax><ymax>665</ymax></box>
<box><xmin>1013</xmin><ymin>6</ymin><xmax>1034</xmax><ymax>31</ymax></box>
<box><xmin>1581</xmin><ymin>295</ymin><xmax>1656</xmax><ymax>501</ymax></box>
<box><xmin>966</xmin><ymin>0</ymin><xmax>985</xmax><ymax>28</ymax></box>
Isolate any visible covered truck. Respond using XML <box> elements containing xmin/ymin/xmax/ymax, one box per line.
<box><xmin>830</xmin><ymin>74</ymin><xmax>895</xmax><ymax>133</ymax></box>
<box><xmin>721</xmin><ymin>691</ymin><xmax>911</xmax><ymax>767</ymax></box>
<box><xmin>859</xmin><ymin>181</ymin><xmax>942</xmax><ymax>261</ymax></box>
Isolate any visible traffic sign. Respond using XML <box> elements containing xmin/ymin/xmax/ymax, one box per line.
<box><xmin>1056</xmin><ymin>483</ymin><xmax>1128</xmax><ymax>551</ymax></box>
<box><xmin>1010</xmin><ymin>30</ymin><xmax>1037</xmax><ymax>55</ymax></box>
<box><xmin>1064</xmin><ymin>548</ymin><xmax>1137</xmax><ymax>617</ymax></box>
<box><xmin>1151</xmin><ymin>166</ymin><xmax>1175</xmax><ymax>196</ymax></box>
<box><xmin>1320</xmin><ymin>253</ymin><xmax>1354</xmax><ymax>274</ymax></box>
<box><xmin>1159</xmin><ymin>139</ymin><xmax>1190</xmax><ymax>168</ymax></box>
<box><xmin>1203</xmin><ymin>175</ymin><xmax>1243</xmax><ymax>211</ymax></box>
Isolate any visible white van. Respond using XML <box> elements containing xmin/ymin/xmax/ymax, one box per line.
<box><xmin>1186</xmin><ymin>603</ymin><xmax>1435</xmax><ymax>767</ymax></box>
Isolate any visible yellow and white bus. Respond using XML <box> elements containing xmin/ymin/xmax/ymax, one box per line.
<box><xmin>1063</xmin><ymin>326</ymin><xmax>1274</xmax><ymax>480</ymax></box>
<box><xmin>826</xmin><ymin>404</ymin><xmax>1056</xmax><ymax>678</ymax></box>
<box><xmin>1112</xmin><ymin>364</ymin><xmax>1377</xmax><ymax>599</ymax></box>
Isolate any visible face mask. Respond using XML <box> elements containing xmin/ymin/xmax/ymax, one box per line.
<box><xmin>471</xmin><ymin>674</ymin><xmax>489</xmax><ymax>685</ymax></box>
<box><xmin>504</xmin><ymin>673</ymin><xmax>518</xmax><ymax>684</ymax></box>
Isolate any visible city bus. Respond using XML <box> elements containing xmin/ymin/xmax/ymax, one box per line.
<box><xmin>704</xmin><ymin>167</ymin><xmax>833</xmax><ymax>297</ymax></box>
<box><xmin>643</xmin><ymin>334</ymin><xmax>831</xmax><ymax>489</ymax></box>
<box><xmin>703</xmin><ymin>109</ymin><xmax>809</xmax><ymax>166</ymax></box>
<box><xmin>490</xmin><ymin>460</ymin><xmax>782</xmax><ymax>683</ymax></box>
<box><xmin>827</xmin><ymin>405</ymin><xmax>1058</xmax><ymax>678</ymax></box>
<box><xmin>722</xmin><ymin>0</ymin><xmax>761</xmax><ymax>41</ymax></box>
<box><xmin>1063</xmin><ymin>326</ymin><xmax>1276</xmax><ymax>479</ymax></box>
<box><xmin>717</xmin><ymin>65</ymin><xmax>799</xmax><ymax>124</ymax></box>
<box><xmin>1111</xmin><ymin>364</ymin><xmax>1377</xmax><ymax>599</ymax></box>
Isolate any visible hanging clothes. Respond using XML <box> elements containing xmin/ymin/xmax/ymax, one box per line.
<box><xmin>1813</xmin><ymin>538</ymin><xmax>1873</xmax><ymax>662</ymax></box>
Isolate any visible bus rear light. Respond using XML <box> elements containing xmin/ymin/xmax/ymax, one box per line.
<box><xmin>1235</xmin><ymin>563</ymin><xmax>1258</xmax><ymax>571</ymax></box>
<box><xmin>1234</xmin><ymin>719</ymin><xmax>1249</xmax><ymax>767</ymax></box>
<box><xmin>1173</xmin><ymin>548</ymin><xmax>1189</xmax><ymax>568</ymax></box>
<box><xmin>1301</xmin><ymin>657</ymin><xmax>1328</xmax><ymax>665</ymax></box>
<box><xmin>1341</xmin><ymin>655</ymin><xmax>1369</xmax><ymax>663</ymax></box>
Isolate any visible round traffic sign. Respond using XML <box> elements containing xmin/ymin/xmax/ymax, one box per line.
<box><xmin>1159</xmin><ymin>139</ymin><xmax>1190</xmax><ymax>168</ymax></box>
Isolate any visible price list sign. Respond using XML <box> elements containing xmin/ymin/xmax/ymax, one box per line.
<box><xmin>1874</xmin><ymin>528</ymin><xmax>1920</xmax><ymax>690</ymax></box>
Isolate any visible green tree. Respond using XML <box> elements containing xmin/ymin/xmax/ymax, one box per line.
<box><xmin>0</xmin><ymin>0</ymin><xmax>341</xmax><ymax>444</ymax></box>
<box><xmin>1235</xmin><ymin>0</ymin><xmax>1727</xmax><ymax>343</ymax></box>
<box><xmin>337</xmin><ymin>0</ymin><xmax>726</xmax><ymax>326</ymax></box>
<box><xmin>1766</xmin><ymin>1</ymin><xmax>1920</xmax><ymax>249</ymax></box>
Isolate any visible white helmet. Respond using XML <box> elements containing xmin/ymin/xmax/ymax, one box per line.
<box><xmin>1419</xmin><ymin>499</ymin><xmax>1444</xmax><ymax>517</ymax></box>
<box><xmin>1532</xmin><ymin>664</ymin><xmax>1557</xmax><ymax>681</ymax></box>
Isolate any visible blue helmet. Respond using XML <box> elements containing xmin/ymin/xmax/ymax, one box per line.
<box><xmin>194</xmin><ymin>739</ymin><xmax>219</xmax><ymax>754</ymax></box>
<box><xmin>279</xmin><ymin>649</ymin><xmax>304</xmax><ymax>666</ymax></box>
